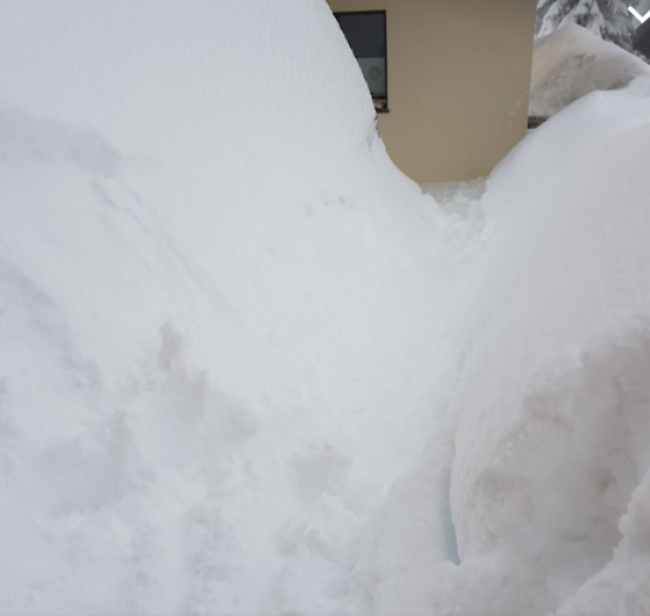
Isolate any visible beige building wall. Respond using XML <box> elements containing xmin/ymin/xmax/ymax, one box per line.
<box><xmin>327</xmin><ymin>0</ymin><xmax>536</xmax><ymax>182</ymax></box>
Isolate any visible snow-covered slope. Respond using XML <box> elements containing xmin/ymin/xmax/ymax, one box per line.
<box><xmin>530</xmin><ymin>23</ymin><xmax>650</xmax><ymax>118</ymax></box>
<box><xmin>359</xmin><ymin>84</ymin><xmax>650</xmax><ymax>615</ymax></box>
<box><xmin>1</xmin><ymin>2</ymin><xmax>650</xmax><ymax>616</ymax></box>
<box><xmin>0</xmin><ymin>2</ymin><xmax>457</xmax><ymax>614</ymax></box>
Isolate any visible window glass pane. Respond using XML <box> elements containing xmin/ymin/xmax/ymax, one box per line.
<box><xmin>335</xmin><ymin>12</ymin><xmax>386</xmax><ymax>58</ymax></box>
<box><xmin>334</xmin><ymin>11</ymin><xmax>387</xmax><ymax>108</ymax></box>
<box><xmin>356</xmin><ymin>58</ymin><xmax>386</xmax><ymax>98</ymax></box>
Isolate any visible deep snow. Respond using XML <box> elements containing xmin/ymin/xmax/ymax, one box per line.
<box><xmin>362</xmin><ymin>85</ymin><xmax>650</xmax><ymax>615</ymax></box>
<box><xmin>1</xmin><ymin>2</ymin><xmax>650</xmax><ymax>616</ymax></box>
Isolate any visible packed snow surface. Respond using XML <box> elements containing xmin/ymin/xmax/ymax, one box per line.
<box><xmin>530</xmin><ymin>23</ymin><xmax>650</xmax><ymax>118</ymax></box>
<box><xmin>1</xmin><ymin>2</ymin><xmax>650</xmax><ymax>615</ymax></box>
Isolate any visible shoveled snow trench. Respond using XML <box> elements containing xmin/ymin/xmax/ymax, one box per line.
<box><xmin>0</xmin><ymin>2</ymin><xmax>650</xmax><ymax>615</ymax></box>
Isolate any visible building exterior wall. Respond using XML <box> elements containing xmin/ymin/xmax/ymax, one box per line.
<box><xmin>327</xmin><ymin>0</ymin><xmax>536</xmax><ymax>182</ymax></box>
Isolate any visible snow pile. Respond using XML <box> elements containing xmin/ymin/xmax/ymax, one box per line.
<box><xmin>358</xmin><ymin>86</ymin><xmax>650</xmax><ymax>615</ymax></box>
<box><xmin>2</xmin><ymin>2</ymin><xmax>650</xmax><ymax>615</ymax></box>
<box><xmin>530</xmin><ymin>23</ymin><xmax>650</xmax><ymax>118</ymax></box>
<box><xmin>0</xmin><ymin>2</ymin><xmax>454</xmax><ymax>614</ymax></box>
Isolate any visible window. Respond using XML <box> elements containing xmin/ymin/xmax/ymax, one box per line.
<box><xmin>334</xmin><ymin>11</ymin><xmax>388</xmax><ymax>112</ymax></box>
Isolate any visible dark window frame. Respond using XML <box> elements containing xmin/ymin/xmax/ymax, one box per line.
<box><xmin>334</xmin><ymin>10</ymin><xmax>389</xmax><ymax>113</ymax></box>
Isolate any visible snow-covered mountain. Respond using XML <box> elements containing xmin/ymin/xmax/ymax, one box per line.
<box><xmin>1</xmin><ymin>2</ymin><xmax>649</xmax><ymax>615</ymax></box>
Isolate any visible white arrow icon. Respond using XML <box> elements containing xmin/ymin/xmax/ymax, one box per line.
<box><xmin>629</xmin><ymin>7</ymin><xmax>650</xmax><ymax>24</ymax></box>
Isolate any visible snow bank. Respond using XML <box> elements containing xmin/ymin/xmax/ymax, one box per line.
<box><xmin>0</xmin><ymin>2</ymin><xmax>453</xmax><ymax>614</ymax></box>
<box><xmin>358</xmin><ymin>84</ymin><xmax>650</xmax><ymax>615</ymax></box>
<box><xmin>530</xmin><ymin>23</ymin><xmax>650</xmax><ymax>118</ymax></box>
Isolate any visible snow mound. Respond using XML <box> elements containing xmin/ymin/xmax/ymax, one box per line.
<box><xmin>357</xmin><ymin>85</ymin><xmax>650</xmax><ymax>615</ymax></box>
<box><xmin>0</xmin><ymin>2</ymin><xmax>458</xmax><ymax>614</ymax></box>
<box><xmin>530</xmin><ymin>23</ymin><xmax>650</xmax><ymax>118</ymax></box>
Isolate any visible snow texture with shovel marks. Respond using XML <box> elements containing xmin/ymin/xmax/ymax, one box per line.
<box><xmin>1</xmin><ymin>2</ymin><xmax>650</xmax><ymax>615</ymax></box>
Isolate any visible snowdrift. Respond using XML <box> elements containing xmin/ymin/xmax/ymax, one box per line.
<box><xmin>1</xmin><ymin>2</ymin><xmax>650</xmax><ymax>616</ymax></box>
<box><xmin>530</xmin><ymin>23</ymin><xmax>650</xmax><ymax>118</ymax></box>
<box><xmin>360</xmin><ymin>85</ymin><xmax>650</xmax><ymax>615</ymax></box>
<box><xmin>0</xmin><ymin>2</ymin><xmax>454</xmax><ymax>614</ymax></box>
